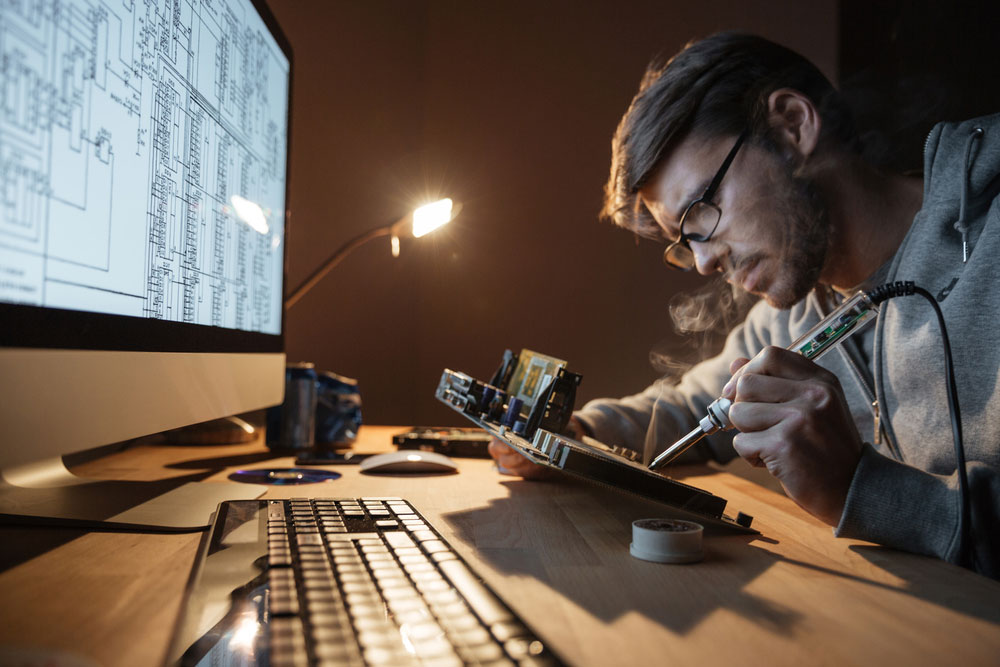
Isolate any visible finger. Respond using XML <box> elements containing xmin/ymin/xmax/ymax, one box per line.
<box><xmin>738</xmin><ymin>346</ymin><xmax>836</xmax><ymax>383</ymax></box>
<box><xmin>497</xmin><ymin>450</ymin><xmax>546</xmax><ymax>478</ymax></box>
<box><xmin>729</xmin><ymin>357</ymin><xmax>750</xmax><ymax>375</ymax></box>
<box><xmin>722</xmin><ymin>357</ymin><xmax>751</xmax><ymax>398</ymax></box>
<box><xmin>731</xmin><ymin>432</ymin><xmax>766</xmax><ymax>468</ymax></box>
<box><xmin>488</xmin><ymin>439</ymin><xmax>510</xmax><ymax>461</ymax></box>
<box><xmin>732</xmin><ymin>373</ymin><xmax>808</xmax><ymax>405</ymax></box>
<box><xmin>495</xmin><ymin>448</ymin><xmax>528</xmax><ymax>468</ymax></box>
<box><xmin>727</xmin><ymin>400</ymin><xmax>798</xmax><ymax>433</ymax></box>
<box><xmin>489</xmin><ymin>439</ymin><xmax>535</xmax><ymax>468</ymax></box>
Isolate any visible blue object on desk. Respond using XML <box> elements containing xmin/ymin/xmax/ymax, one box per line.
<box><xmin>316</xmin><ymin>371</ymin><xmax>362</xmax><ymax>445</ymax></box>
<box><xmin>266</xmin><ymin>369</ymin><xmax>362</xmax><ymax>448</ymax></box>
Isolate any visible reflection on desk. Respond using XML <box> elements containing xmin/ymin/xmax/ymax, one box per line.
<box><xmin>1</xmin><ymin>425</ymin><xmax>998</xmax><ymax>666</ymax></box>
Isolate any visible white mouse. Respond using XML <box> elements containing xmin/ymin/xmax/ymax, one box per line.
<box><xmin>359</xmin><ymin>450</ymin><xmax>458</xmax><ymax>474</ymax></box>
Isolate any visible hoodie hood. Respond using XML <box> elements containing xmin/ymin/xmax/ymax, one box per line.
<box><xmin>922</xmin><ymin>114</ymin><xmax>1000</xmax><ymax>262</ymax></box>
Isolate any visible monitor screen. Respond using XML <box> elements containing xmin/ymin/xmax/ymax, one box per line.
<box><xmin>0</xmin><ymin>0</ymin><xmax>291</xmax><ymax>472</ymax></box>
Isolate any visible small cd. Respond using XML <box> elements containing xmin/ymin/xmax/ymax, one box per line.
<box><xmin>229</xmin><ymin>467</ymin><xmax>342</xmax><ymax>485</ymax></box>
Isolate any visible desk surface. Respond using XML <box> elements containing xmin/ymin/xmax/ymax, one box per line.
<box><xmin>1</xmin><ymin>425</ymin><xmax>998</xmax><ymax>666</ymax></box>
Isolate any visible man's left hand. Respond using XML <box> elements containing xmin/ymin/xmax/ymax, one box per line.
<box><xmin>722</xmin><ymin>346</ymin><xmax>863</xmax><ymax>526</ymax></box>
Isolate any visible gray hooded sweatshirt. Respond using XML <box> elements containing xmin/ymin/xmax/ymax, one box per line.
<box><xmin>575</xmin><ymin>114</ymin><xmax>1000</xmax><ymax>578</ymax></box>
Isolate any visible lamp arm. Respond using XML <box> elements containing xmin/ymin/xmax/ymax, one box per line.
<box><xmin>284</xmin><ymin>226</ymin><xmax>391</xmax><ymax>309</ymax></box>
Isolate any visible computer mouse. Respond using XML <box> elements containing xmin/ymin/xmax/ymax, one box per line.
<box><xmin>359</xmin><ymin>450</ymin><xmax>459</xmax><ymax>475</ymax></box>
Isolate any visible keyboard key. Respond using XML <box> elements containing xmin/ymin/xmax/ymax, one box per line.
<box><xmin>381</xmin><ymin>587</ymin><xmax>419</xmax><ymax>601</ymax></box>
<box><xmin>416</xmin><ymin>579</ymin><xmax>451</xmax><ymax>594</ymax></box>
<box><xmin>490</xmin><ymin>621</ymin><xmax>531</xmax><ymax>642</ymax></box>
<box><xmin>393</xmin><ymin>607</ymin><xmax>435</xmax><ymax>626</ymax></box>
<box><xmin>452</xmin><ymin>626</ymin><xmax>492</xmax><ymax>647</ymax></box>
<box><xmin>375</xmin><ymin>577</ymin><xmax>409</xmax><ymax>591</ymax></box>
<box><xmin>398</xmin><ymin>555</ymin><xmax>428</xmax><ymax>566</ymax></box>
<box><xmin>345</xmin><ymin>592</ymin><xmax>381</xmax><ymax>607</ymax></box>
<box><xmin>411</xmin><ymin>636</ymin><xmax>456</xmax><ymax>659</ymax></box>
<box><xmin>403</xmin><ymin>621</ymin><xmax>445</xmax><ymax>642</ymax></box>
<box><xmin>342</xmin><ymin>582</ymin><xmax>377</xmax><ymax>594</ymax></box>
<box><xmin>270</xmin><ymin>595</ymin><xmax>299</xmax><ymax>615</ymax></box>
<box><xmin>423</xmin><ymin>590</ymin><xmax>462</xmax><ymax>608</ymax></box>
<box><xmin>384</xmin><ymin>532</ymin><xmax>415</xmax><ymax>549</ymax></box>
<box><xmin>363</xmin><ymin>647</ymin><xmax>417</xmax><ymax>666</ymax></box>
<box><xmin>310</xmin><ymin>610</ymin><xmax>349</xmax><ymax>627</ymax></box>
<box><xmin>311</xmin><ymin>625</ymin><xmax>350</xmax><ymax>643</ymax></box>
<box><xmin>358</xmin><ymin>629</ymin><xmax>404</xmax><ymax>649</ymax></box>
<box><xmin>458</xmin><ymin>642</ymin><xmax>505</xmax><ymax>662</ymax></box>
<box><xmin>387</xmin><ymin>597</ymin><xmax>427</xmax><ymax>615</ymax></box>
<box><xmin>437</xmin><ymin>560</ymin><xmax>514</xmax><ymax>625</ymax></box>
<box><xmin>346</xmin><ymin>601</ymin><xmax>385</xmax><ymax>618</ymax></box>
<box><xmin>270</xmin><ymin>648</ymin><xmax>309</xmax><ymax>667</ymax></box>
<box><xmin>421</xmin><ymin>657</ymin><xmax>464</xmax><ymax>667</ymax></box>
<box><xmin>403</xmin><ymin>562</ymin><xmax>436</xmax><ymax>575</ymax></box>
<box><xmin>313</xmin><ymin>642</ymin><xmax>355</xmax><ymax>662</ymax></box>
<box><xmin>438</xmin><ymin>611</ymin><xmax>480</xmax><ymax>632</ymax></box>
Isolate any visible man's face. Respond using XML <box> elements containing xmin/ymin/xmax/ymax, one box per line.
<box><xmin>638</xmin><ymin>131</ymin><xmax>830</xmax><ymax>309</ymax></box>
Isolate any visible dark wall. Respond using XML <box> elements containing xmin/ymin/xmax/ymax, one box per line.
<box><xmin>840</xmin><ymin>0</ymin><xmax>1000</xmax><ymax>172</ymax></box>
<box><xmin>269</xmin><ymin>0</ymin><xmax>837</xmax><ymax>426</ymax></box>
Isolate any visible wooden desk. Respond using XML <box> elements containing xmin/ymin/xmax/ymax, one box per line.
<box><xmin>1</xmin><ymin>425</ymin><xmax>998</xmax><ymax>666</ymax></box>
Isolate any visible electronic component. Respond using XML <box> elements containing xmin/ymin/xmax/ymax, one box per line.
<box><xmin>435</xmin><ymin>350</ymin><xmax>755</xmax><ymax>532</ymax></box>
<box><xmin>392</xmin><ymin>427</ymin><xmax>493</xmax><ymax>458</ymax></box>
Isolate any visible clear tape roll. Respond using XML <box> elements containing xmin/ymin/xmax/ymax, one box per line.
<box><xmin>630</xmin><ymin>518</ymin><xmax>703</xmax><ymax>563</ymax></box>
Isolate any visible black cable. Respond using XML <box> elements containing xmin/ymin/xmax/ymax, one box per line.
<box><xmin>0</xmin><ymin>513</ymin><xmax>210</xmax><ymax>533</ymax></box>
<box><xmin>865</xmin><ymin>281</ymin><xmax>972</xmax><ymax>569</ymax></box>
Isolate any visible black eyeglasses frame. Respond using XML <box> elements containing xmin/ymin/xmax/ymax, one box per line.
<box><xmin>663</xmin><ymin>129</ymin><xmax>749</xmax><ymax>271</ymax></box>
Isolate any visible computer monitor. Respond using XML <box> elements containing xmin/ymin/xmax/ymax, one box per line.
<box><xmin>0</xmin><ymin>0</ymin><xmax>291</xmax><ymax>519</ymax></box>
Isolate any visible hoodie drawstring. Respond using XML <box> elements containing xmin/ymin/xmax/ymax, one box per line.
<box><xmin>956</xmin><ymin>127</ymin><xmax>984</xmax><ymax>262</ymax></box>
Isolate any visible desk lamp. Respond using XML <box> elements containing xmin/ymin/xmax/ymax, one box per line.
<box><xmin>160</xmin><ymin>198</ymin><xmax>460</xmax><ymax>445</ymax></box>
<box><xmin>273</xmin><ymin>198</ymin><xmax>461</xmax><ymax>454</ymax></box>
<box><xmin>284</xmin><ymin>197</ymin><xmax>461</xmax><ymax>309</ymax></box>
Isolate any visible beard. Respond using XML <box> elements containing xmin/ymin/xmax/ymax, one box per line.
<box><xmin>752</xmin><ymin>160</ymin><xmax>830</xmax><ymax>309</ymax></box>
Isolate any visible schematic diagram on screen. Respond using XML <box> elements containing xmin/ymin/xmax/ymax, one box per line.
<box><xmin>1</xmin><ymin>0</ymin><xmax>289</xmax><ymax>334</ymax></box>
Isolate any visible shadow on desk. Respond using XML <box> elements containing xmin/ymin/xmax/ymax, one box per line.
<box><xmin>438</xmin><ymin>476</ymin><xmax>1000</xmax><ymax>637</ymax></box>
<box><xmin>165</xmin><ymin>451</ymin><xmax>278</xmax><ymax>470</ymax></box>
<box><xmin>0</xmin><ymin>469</ymin><xmax>217</xmax><ymax>572</ymax></box>
<box><xmin>440</xmin><ymin>476</ymin><xmax>794</xmax><ymax>636</ymax></box>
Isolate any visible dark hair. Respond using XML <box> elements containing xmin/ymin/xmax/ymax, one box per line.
<box><xmin>603</xmin><ymin>32</ymin><xmax>859</xmax><ymax>239</ymax></box>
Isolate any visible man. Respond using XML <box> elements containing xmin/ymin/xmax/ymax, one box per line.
<box><xmin>489</xmin><ymin>33</ymin><xmax>999</xmax><ymax>577</ymax></box>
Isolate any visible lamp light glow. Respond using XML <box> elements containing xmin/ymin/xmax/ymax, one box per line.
<box><xmin>412</xmin><ymin>198</ymin><xmax>454</xmax><ymax>238</ymax></box>
<box><xmin>284</xmin><ymin>196</ymin><xmax>463</xmax><ymax>309</ymax></box>
<box><xmin>230</xmin><ymin>195</ymin><xmax>269</xmax><ymax>234</ymax></box>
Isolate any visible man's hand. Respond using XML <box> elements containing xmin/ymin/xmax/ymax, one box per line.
<box><xmin>487</xmin><ymin>438</ymin><xmax>555</xmax><ymax>479</ymax></box>
<box><xmin>722</xmin><ymin>346</ymin><xmax>863</xmax><ymax>526</ymax></box>
<box><xmin>486</xmin><ymin>416</ymin><xmax>589</xmax><ymax>479</ymax></box>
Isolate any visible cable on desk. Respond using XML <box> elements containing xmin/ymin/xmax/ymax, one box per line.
<box><xmin>0</xmin><ymin>513</ymin><xmax>209</xmax><ymax>534</ymax></box>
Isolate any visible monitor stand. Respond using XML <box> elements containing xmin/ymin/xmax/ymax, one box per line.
<box><xmin>0</xmin><ymin>456</ymin><xmax>266</xmax><ymax>532</ymax></box>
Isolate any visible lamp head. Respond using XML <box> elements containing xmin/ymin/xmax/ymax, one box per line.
<box><xmin>390</xmin><ymin>198</ymin><xmax>462</xmax><ymax>257</ymax></box>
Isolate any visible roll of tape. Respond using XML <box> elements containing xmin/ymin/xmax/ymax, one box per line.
<box><xmin>630</xmin><ymin>518</ymin><xmax>703</xmax><ymax>563</ymax></box>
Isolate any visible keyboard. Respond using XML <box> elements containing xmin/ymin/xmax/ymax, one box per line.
<box><xmin>168</xmin><ymin>498</ymin><xmax>562</xmax><ymax>666</ymax></box>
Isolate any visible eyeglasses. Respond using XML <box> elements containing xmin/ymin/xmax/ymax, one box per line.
<box><xmin>663</xmin><ymin>129</ymin><xmax>748</xmax><ymax>271</ymax></box>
